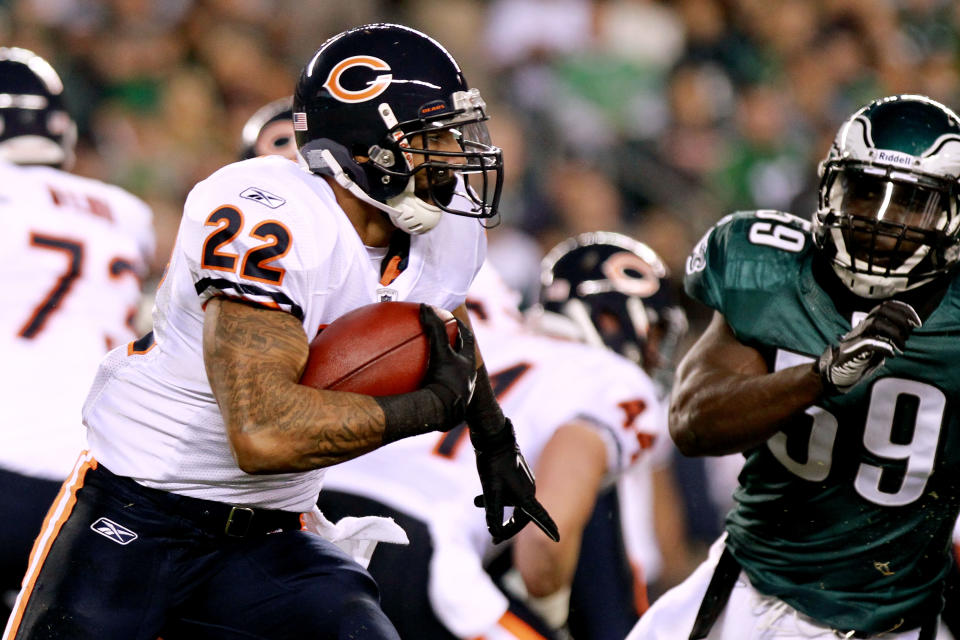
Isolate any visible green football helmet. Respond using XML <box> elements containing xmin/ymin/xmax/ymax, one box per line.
<box><xmin>813</xmin><ymin>94</ymin><xmax>960</xmax><ymax>298</ymax></box>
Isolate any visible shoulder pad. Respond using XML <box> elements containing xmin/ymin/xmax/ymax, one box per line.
<box><xmin>685</xmin><ymin>210</ymin><xmax>813</xmax><ymax>312</ymax></box>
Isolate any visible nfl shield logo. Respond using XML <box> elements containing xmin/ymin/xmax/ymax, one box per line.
<box><xmin>377</xmin><ymin>288</ymin><xmax>398</xmax><ymax>302</ymax></box>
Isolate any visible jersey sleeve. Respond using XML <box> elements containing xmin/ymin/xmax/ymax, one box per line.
<box><xmin>683</xmin><ymin>210</ymin><xmax>813</xmax><ymax>316</ymax></box>
<box><xmin>178</xmin><ymin>160</ymin><xmax>332</xmax><ymax>321</ymax></box>
<box><xmin>683</xmin><ymin>212</ymin><xmax>737</xmax><ymax>312</ymax></box>
<box><xmin>562</xmin><ymin>350</ymin><xmax>666</xmax><ymax>480</ymax></box>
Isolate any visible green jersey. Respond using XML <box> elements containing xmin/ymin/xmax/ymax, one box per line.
<box><xmin>685</xmin><ymin>210</ymin><xmax>960</xmax><ymax>633</ymax></box>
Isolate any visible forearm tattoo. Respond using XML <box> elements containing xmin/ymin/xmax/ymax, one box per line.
<box><xmin>204</xmin><ymin>298</ymin><xmax>386</xmax><ymax>470</ymax></box>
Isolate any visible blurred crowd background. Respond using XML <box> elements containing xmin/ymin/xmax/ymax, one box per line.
<box><xmin>6</xmin><ymin>0</ymin><xmax>960</xmax><ymax>318</ymax></box>
<box><xmin>5</xmin><ymin>0</ymin><xmax>960</xmax><ymax>556</ymax></box>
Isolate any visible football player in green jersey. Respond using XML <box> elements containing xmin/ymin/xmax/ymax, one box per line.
<box><xmin>628</xmin><ymin>94</ymin><xmax>960</xmax><ymax>640</ymax></box>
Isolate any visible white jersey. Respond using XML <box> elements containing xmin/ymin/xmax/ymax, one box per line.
<box><xmin>0</xmin><ymin>161</ymin><xmax>154</xmax><ymax>480</ymax></box>
<box><xmin>322</xmin><ymin>263</ymin><xmax>666</xmax><ymax>635</ymax></box>
<box><xmin>83</xmin><ymin>156</ymin><xmax>486</xmax><ymax>512</ymax></box>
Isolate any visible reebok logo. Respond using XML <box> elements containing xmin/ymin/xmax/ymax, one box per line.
<box><xmin>240</xmin><ymin>187</ymin><xmax>286</xmax><ymax>209</ymax></box>
<box><xmin>90</xmin><ymin>518</ymin><xmax>138</xmax><ymax>545</ymax></box>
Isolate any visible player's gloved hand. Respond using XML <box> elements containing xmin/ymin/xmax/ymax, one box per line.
<box><xmin>420</xmin><ymin>304</ymin><xmax>477</xmax><ymax>430</ymax></box>
<box><xmin>817</xmin><ymin>300</ymin><xmax>920</xmax><ymax>394</ymax></box>
<box><xmin>376</xmin><ymin>306</ymin><xmax>476</xmax><ymax>443</ymax></box>
<box><xmin>471</xmin><ymin>419</ymin><xmax>560</xmax><ymax>544</ymax></box>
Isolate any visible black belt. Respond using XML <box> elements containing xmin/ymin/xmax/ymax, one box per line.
<box><xmin>689</xmin><ymin>545</ymin><xmax>740</xmax><ymax>639</ymax></box>
<box><xmin>92</xmin><ymin>464</ymin><xmax>303</xmax><ymax>538</ymax></box>
<box><xmin>172</xmin><ymin>492</ymin><xmax>303</xmax><ymax>538</ymax></box>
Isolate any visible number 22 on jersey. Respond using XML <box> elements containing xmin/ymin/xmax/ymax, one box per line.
<box><xmin>201</xmin><ymin>206</ymin><xmax>291</xmax><ymax>285</ymax></box>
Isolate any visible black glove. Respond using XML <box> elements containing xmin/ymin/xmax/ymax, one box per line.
<box><xmin>420</xmin><ymin>304</ymin><xmax>477</xmax><ymax>429</ymax></box>
<box><xmin>472</xmin><ymin>419</ymin><xmax>560</xmax><ymax>544</ymax></box>
<box><xmin>817</xmin><ymin>300</ymin><xmax>920</xmax><ymax>395</ymax></box>
<box><xmin>376</xmin><ymin>306</ymin><xmax>476</xmax><ymax>443</ymax></box>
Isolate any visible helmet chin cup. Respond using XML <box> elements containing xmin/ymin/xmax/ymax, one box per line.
<box><xmin>385</xmin><ymin>179</ymin><xmax>443</xmax><ymax>235</ymax></box>
<box><xmin>317</xmin><ymin>148</ymin><xmax>441</xmax><ymax>235</ymax></box>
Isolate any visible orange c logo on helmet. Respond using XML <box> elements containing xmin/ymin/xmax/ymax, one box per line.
<box><xmin>603</xmin><ymin>252</ymin><xmax>661</xmax><ymax>297</ymax></box>
<box><xmin>323</xmin><ymin>56</ymin><xmax>392</xmax><ymax>103</ymax></box>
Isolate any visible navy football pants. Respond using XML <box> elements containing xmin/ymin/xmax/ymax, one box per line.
<box><xmin>5</xmin><ymin>458</ymin><xmax>399</xmax><ymax>640</ymax></box>
<box><xmin>0</xmin><ymin>468</ymin><xmax>62</xmax><ymax>628</ymax></box>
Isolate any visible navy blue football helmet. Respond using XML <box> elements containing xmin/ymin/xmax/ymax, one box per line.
<box><xmin>0</xmin><ymin>47</ymin><xmax>76</xmax><ymax>169</ymax></box>
<box><xmin>293</xmin><ymin>23</ymin><xmax>503</xmax><ymax>234</ymax></box>
<box><xmin>537</xmin><ymin>231</ymin><xmax>687</xmax><ymax>387</ymax></box>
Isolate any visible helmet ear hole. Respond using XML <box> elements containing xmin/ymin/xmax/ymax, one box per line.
<box><xmin>239</xmin><ymin>96</ymin><xmax>294</xmax><ymax>160</ymax></box>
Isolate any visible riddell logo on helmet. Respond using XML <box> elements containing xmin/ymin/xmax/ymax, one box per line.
<box><xmin>323</xmin><ymin>55</ymin><xmax>393</xmax><ymax>103</ymax></box>
<box><xmin>875</xmin><ymin>150</ymin><xmax>915</xmax><ymax>166</ymax></box>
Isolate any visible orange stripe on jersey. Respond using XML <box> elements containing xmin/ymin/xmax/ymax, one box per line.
<box><xmin>379</xmin><ymin>254</ymin><xmax>403</xmax><ymax>286</ymax></box>
<box><xmin>630</xmin><ymin>561</ymin><xmax>650</xmax><ymax>615</ymax></box>
<box><xmin>498</xmin><ymin>611</ymin><xmax>548</xmax><ymax>639</ymax></box>
<box><xmin>127</xmin><ymin>330</ymin><xmax>156</xmax><ymax>355</ymax></box>
<box><xmin>4</xmin><ymin>452</ymin><xmax>97</xmax><ymax>639</ymax></box>
<box><xmin>208</xmin><ymin>293</ymin><xmax>283</xmax><ymax>312</ymax></box>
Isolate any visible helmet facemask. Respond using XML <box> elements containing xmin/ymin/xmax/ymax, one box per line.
<box><xmin>815</xmin><ymin>162</ymin><xmax>960</xmax><ymax>298</ymax></box>
<box><xmin>553</xmin><ymin>292</ymin><xmax>651</xmax><ymax>366</ymax></box>
<box><xmin>294</xmin><ymin>25</ymin><xmax>504</xmax><ymax>235</ymax></box>
<box><xmin>366</xmin><ymin>89</ymin><xmax>504</xmax><ymax>233</ymax></box>
<box><xmin>812</xmin><ymin>95</ymin><xmax>960</xmax><ymax>298</ymax></box>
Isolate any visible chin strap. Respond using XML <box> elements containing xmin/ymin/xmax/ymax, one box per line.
<box><xmin>314</xmin><ymin>148</ymin><xmax>441</xmax><ymax>235</ymax></box>
<box><xmin>385</xmin><ymin>177</ymin><xmax>442</xmax><ymax>234</ymax></box>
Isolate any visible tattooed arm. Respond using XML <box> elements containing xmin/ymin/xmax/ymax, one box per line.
<box><xmin>204</xmin><ymin>297</ymin><xmax>386</xmax><ymax>473</ymax></box>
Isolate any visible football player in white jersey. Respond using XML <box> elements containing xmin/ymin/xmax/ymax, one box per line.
<box><xmin>527</xmin><ymin>232</ymin><xmax>689</xmax><ymax>638</ymax></box>
<box><xmin>318</xmin><ymin>233</ymin><xmax>686</xmax><ymax>639</ymax></box>
<box><xmin>0</xmin><ymin>47</ymin><xmax>155</xmax><ymax>627</ymax></box>
<box><xmin>4</xmin><ymin>24</ymin><xmax>556</xmax><ymax>640</ymax></box>
<box><xmin>238</xmin><ymin>96</ymin><xmax>297</xmax><ymax>162</ymax></box>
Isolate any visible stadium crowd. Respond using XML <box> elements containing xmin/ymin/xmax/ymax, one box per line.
<box><xmin>5</xmin><ymin>0</ymin><xmax>959</xmax><ymax>305</ymax></box>
<box><xmin>5</xmin><ymin>0</ymin><xmax>960</xmax><ymax>637</ymax></box>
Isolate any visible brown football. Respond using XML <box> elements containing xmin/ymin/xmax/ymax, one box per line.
<box><xmin>299</xmin><ymin>302</ymin><xmax>459</xmax><ymax>396</ymax></box>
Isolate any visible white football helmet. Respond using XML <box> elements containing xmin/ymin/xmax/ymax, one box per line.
<box><xmin>813</xmin><ymin>94</ymin><xmax>960</xmax><ymax>298</ymax></box>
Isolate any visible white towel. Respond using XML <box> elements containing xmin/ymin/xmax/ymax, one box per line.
<box><xmin>301</xmin><ymin>506</ymin><xmax>409</xmax><ymax>568</ymax></box>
